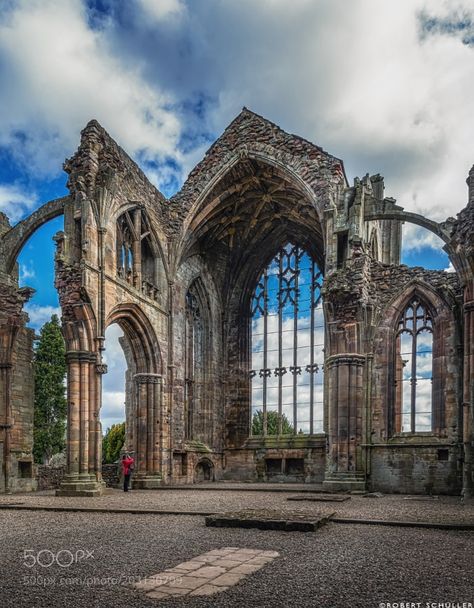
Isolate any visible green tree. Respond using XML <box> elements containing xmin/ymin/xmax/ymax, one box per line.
<box><xmin>102</xmin><ymin>422</ymin><xmax>125</xmax><ymax>463</ymax></box>
<box><xmin>252</xmin><ymin>410</ymin><xmax>293</xmax><ymax>436</ymax></box>
<box><xmin>33</xmin><ymin>314</ymin><xmax>67</xmax><ymax>464</ymax></box>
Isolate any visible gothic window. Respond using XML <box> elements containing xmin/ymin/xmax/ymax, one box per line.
<box><xmin>116</xmin><ymin>208</ymin><xmax>160</xmax><ymax>300</ymax></box>
<box><xmin>250</xmin><ymin>243</ymin><xmax>324</xmax><ymax>436</ymax></box>
<box><xmin>394</xmin><ymin>298</ymin><xmax>433</xmax><ymax>433</ymax></box>
<box><xmin>184</xmin><ymin>286</ymin><xmax>205</xmax><ymax>441</ymax></box>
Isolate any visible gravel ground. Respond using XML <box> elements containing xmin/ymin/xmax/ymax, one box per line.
<box><xmin>0</xmin><ymin>510</ymin><xmax>472</xmax><ymax>608</ymax></box>
<box><xmin>1</xmin><ymin>487</ymin><xmax>473</xmax><ymax>524</ymax></box>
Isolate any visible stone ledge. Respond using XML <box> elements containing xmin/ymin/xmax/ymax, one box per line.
<box><xmin>205</xmin><ymin>509</ymin><xmax>334</xmax><ymax>532</ymax></box>
<box><xmin>331</xmin><ymin>517</ymin><xmax>474</xmax><ymax>530</ymax></box>
<box><xmin>287</xmin><ymin>495</ymin><xmax>351</xmax><ymax>502</ymax></box>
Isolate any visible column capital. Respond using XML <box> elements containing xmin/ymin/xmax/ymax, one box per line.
<box><xmin>326</xmin><ymin>353</ymin><xmax>366</xmax><ymax>369</ymax></box>
<box><xmin>134</xmin><ymin>373</ymin><xmax>162</xmax><ymax>384</ymax></box>
<box><xmin>464</xmin><ymin>300</ymin><xmax>474</xmax><ymax>312</ymax></box>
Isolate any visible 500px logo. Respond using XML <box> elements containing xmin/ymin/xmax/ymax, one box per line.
<box><xmin>22</xmin><ymin>549</ymin><xmax>95</xmax><ymax>568</ymax></box>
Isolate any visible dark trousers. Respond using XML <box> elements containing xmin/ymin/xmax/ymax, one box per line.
<box><xmin>123</xmin><ymin>473</ymin><xmax>131</xmax><ymax>492</ymax></box>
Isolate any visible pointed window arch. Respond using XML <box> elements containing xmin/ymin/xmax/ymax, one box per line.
<box><xmin>184</xmin><ymin>281</ymin><xmax>210</xmax><ymax>443</ymax></box>
<box><xmin>116</xmin><ymin>207</ymin><xmax>164</xmax><ymax>301</ymax></box>
<box><xmin>250</xmin><ymin>243</ymin><xmax>324</xmax><ymax>436</ymax></box>
<box><xmin>394</xmin><ymin>297</ymin><xmax>433</xmax><ymax>433</ymax></box>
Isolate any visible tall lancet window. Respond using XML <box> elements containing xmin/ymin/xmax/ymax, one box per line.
<box><xmin>184</xmin><ymin>287</ymin><xmax>205</xmax><ymax>441</ymax></box>
<box><xmin>250</xmin><ymin>244</ymin><xmax>324</xmax><ymax>436</ymax></box>
<box><xmin>394</xmin><ymin>298</ymin><xmax>433</xmax><ymax>433</ymax></box>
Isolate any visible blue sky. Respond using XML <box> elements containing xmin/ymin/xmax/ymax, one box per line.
<box><xmin>2</xmin><ymin>0</ymin><xmax>472</xmax><ymax>428</ymax></box>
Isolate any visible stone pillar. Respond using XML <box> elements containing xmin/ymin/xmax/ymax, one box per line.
<box><xmin>56</xmin><ymin>351</ymin><xmax>105</xmax><ymax>496</ymax></box>
<box><xmin>323</xmin><ymin>354</ymin><xmax>366</xmax><ymax>492</ymax></box>
<box><xmin>132</xmin><ymin>373</ymin><xmax>163</xmax><ymax>489</ymax></box>
<box><xmin>463</xmin><ymin>294</ymin><xmax>474</xmax><ymax>498</ymax></box>
<box><xmin>0</xmin><ymin>349</ymin><xmax>13</xmax><ymax>494</ymax></box>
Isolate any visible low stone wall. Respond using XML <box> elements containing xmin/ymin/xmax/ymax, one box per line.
<box><xmin>37</xmin><ymin>464</ymin><xmax>121</xmax><ymax>490</ymax></box>
<box><xmin>37</xmin><ymin>465</ymin><xmax>65</xmax><ymax>490</ymax></box>
<box><xmin>102</xmin><ymin>463</ymin><xmax>120</xmax><ymax>488</ymax></box>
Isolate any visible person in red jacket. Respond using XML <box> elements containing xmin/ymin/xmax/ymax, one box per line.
<box><xmin>121</xmin><ymin>452</ymin><xmax>134</xmax><ymax>492</ymax></box>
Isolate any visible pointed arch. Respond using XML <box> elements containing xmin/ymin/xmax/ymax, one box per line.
<box><xmin>249</xmin><ymin>242</ymin><xmax>325</xmax><ymax>437</ymax></box>
<box><xmin>106</xmin><ymin>303</ymin><xmax>162</xmax><ymax>375</ymax></box>
<box><xmin>184</xmin><ymin>277</ymin><xmax>213</xmax><ymax>444</ymax></box>
<box><xmin>377</xmin><ymin>282</ymin><xmax>456</xmax><ymax>437</ymax></box>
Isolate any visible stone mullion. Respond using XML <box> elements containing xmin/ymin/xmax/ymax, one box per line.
<box><xmin>309</xmin><ymin>259</ymin><xmax>315</xmax><ymax>435</ymax></box>
<box><xmin>410</xmin><ymin>330</ymin><xmax>417</xmax><ymax>434</ymax></box>
<box><xmin>262</xmin><ymin>270</ymin><xmax>268</xmax><ymax>436</ymax></box>
<box><xmin>292</xmin><ymin>253</ymin><xmax>298</xmax><ymax>433</ymax></box>
<box><xmin>132</xmin><ymin>209</ymin><xmax>142</xmax><ymax>286</ymax></box>
<box><xmin>278</xmin><ymin>253</ymin><xmax>283</xmax><ymax>435</ymax></box>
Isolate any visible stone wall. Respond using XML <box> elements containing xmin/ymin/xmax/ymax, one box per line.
<box><xmin>37</xmin><ymin>465</ymin><xmax>65</xmax><ymax>490</ymax></box>
<box><xmin>102</xmin><ymin>463</ymin><xmax>120</xmax><ymax>488</ymax></box>
<box><xmin>0</xmin><ymin>109</ymin><xmax>472</xmax><ymax>496</ymax></box>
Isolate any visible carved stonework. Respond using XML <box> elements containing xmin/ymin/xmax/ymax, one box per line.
<box><xmin>0</xmin><ymin>108</ymin><xmax>472</xmax><ymax>496</ymax></box>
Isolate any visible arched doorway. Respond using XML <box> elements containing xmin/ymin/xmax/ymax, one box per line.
<box><xmin>195</xmin><ymin>458</ymin><xmax>214</xmax><ymax>483</ymax></box>
<box><xmin>104</xmin><ymin>304</ymin><xmax>163</xmax><ymax>489</ymax></box>
<box><xmin>0</xmin><ymin>204</ymin><xmax>65</xmax><ymax>493</ymax></box>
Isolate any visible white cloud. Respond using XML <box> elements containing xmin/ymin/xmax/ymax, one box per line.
<box><xmin>1</xmin><ymin>0</ymin><xmax>473</xmax><ymax>252</ymax></box>
<box><xmin>402</xmin><ymin>222</ymin><xmax>448</xmax><ymax>254</ymax></box>
<box><xmin>19</xmin><ymin>262</ymin><xmax>35</xmax><ymax>281</ymax></box>
<box><xmin>0</xmin><ymin>184</ymin><xmax>36</xmax><ymax>223</ymax></box>
<box><xmin>0</xmin><ymin>0</ymin><xmax>182</xmax><ymax>178</ymax></box>
<box><xmin>24</xmin><ymin>303</ymin><xmax>60</xmax><ymax>331</ymax></box>
<box><xmin>137</xmin><ymin>0</ymin><xmax>186</xmax><ymax>22</ymax></box>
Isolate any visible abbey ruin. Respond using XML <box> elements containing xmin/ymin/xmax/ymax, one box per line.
<box><xmin>0</xmin><ymin>109</ymin><xmax>472</xmax><ymax>497</ymax></box>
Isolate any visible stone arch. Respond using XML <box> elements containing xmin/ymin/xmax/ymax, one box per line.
<box><xmin>183</xmin><ymin>276</ymin><xmax>214</xmax><ymax>445</ymax></box>
<box><xmin>364</xmin><ymin>207</ymin><xmax>460</xmax><ymax>271</ymax></box>
<box><xmin>194</xmin><ymin>457</ymin><xmax>215</xmax><ymax>482</ymax></box>
<box><xmin>106</xmin><ymin>303</ymin><xmax>162</xmax><ymax>374</ymax></box>
<box><xmin>2</xmin><ymin>196</ymin><xmax>67</xmax><ymax>273</ymax></box>
<box><xmin>374</xmin><ymin>280</ymin><xmax>461</xmax><ymax>438</ymax></box>
<box><xmin>223</xmin><ymin>233</ymin><xmax>326</xmax><ymax>446</ymax></box>
<box><xmin>104</xmin><ymin>303</ymin><xmax>163</xmax><ymax>487</ymax></box>
<box><xmin>176</xmin><ymin>151</ymin><xmax>328</xmax><ymax>271</ymax></box>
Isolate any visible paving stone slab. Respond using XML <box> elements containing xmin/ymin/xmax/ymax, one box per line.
<box><xmin>205</xmin><ymin>509</ymin><xmax>334</xmax><ymax>532</ymax></box>
<box><xmin>133</xmin><ymin>546</ymin><xmax>279</xmax><ymax>600</ymax></box>
<box><xmin>287</xmin><ymin>495</ymin><xmax>351</xmax><ymax>502</ymax></box>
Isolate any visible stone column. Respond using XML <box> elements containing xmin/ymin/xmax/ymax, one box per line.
<box><xmin>56</xmin><ymin>351</ymin><xmax>105</xmax><ymax>496</ymax></box>
<box><xmin>0</xmin><ymin>348</ymin><xmax>13</xmax><ymax>494</ymax></box>
<box><xmin>132</xmin><ymin>373</ymin><xmax>163</xmax><ymax>489</ymax></box>
<box><xmin>463</xmin><ymin>295</ymin><xmax>474</xmax><ymax>498</ymax></box>
<box><xmin>323</xmin><ymin>354</ymin><xmax>366</xmax><ymax>492</ymax></box>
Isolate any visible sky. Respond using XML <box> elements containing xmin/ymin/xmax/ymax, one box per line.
<box><xmin>1</xmin><ymin>0</ymin><xmax>472</xmax><ymax>429</ymax></box>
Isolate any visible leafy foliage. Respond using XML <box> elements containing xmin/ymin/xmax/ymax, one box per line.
<box><xmin>102</xmin><ymin>422</ymin><xmax>125</xmax><ymax>463</ymax></box>
<box><xmin>251</xmin><ymin>410</ymin><xmax>293</xmax><ymax>436</ymax></box>
<box><xmin>33</xmin><ymin>315</ymin><xmax>67</xmax><ymax>464</ymax></box>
